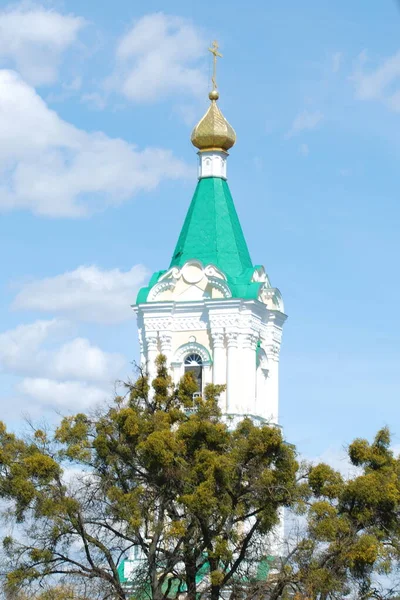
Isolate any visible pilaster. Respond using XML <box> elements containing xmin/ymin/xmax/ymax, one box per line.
<box><xmin>159</xmin><ymin>332</ymin><xmax>172</xmax><ymax>363</ymax></box>
<box><xmin>226</xmin><ymin>330</ymin><xmax>239</xmax><ymax>413</ymax></box>
<box><xmin>240</xmin><ymin>332</ymin><xmax>259</xmax><ymax>415</ymax></box>
<box><xmin>145</xmin><ymin>333</ymin><xmax>159</xmax><ymax>389</ymax></box>
<box><xmin>211</xmin><ymin>329</ymin><xmax>226</xmax><ymax>411</ymax></box>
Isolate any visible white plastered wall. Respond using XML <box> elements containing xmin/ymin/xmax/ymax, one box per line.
<box><xmin>134</xmin><ymin>295</ymin><xmax>286</xmax><ymax>425</ymax></box>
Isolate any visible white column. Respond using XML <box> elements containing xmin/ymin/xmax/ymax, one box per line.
<box><xmin>256</xmin><ymin>365</ymin><xmax>269</xmax><ymax>419</ymax></box>
<box><xmin>159</xmin><ymin>333</ymin><xmax>172</xmax><ymax>365</ymax></box>
<box><xmin>202</xmin><ymin>362</ymin><xmax>212</xmax><ymax>388</ymax></box>
<box><xmin>145</xmin><ymin>334</ymin><xmax>159</xmax><ymax>387</ymax></box>
<box><xmin>241</xmin><ymin>333</ymin><xmax>258</xmax><ymax>415</ymax></box>
<box><xmin>171</xmin><ymin>362</ymin><xmax>183</xmax><ymax>386</ymax></box>
<box><xmin>226</xmin><ymin>331</ymin><xmax>239</xmax><ymax>414</ymax></box>
<box><xmin>211</xmin><ymin>330</ymin><xmax>226</xmax><ymax>411</ymax></box>
<box><xmin>255</xmin><ymin>348</ymin><xmax>269</xmax><ymax>420</ymax></box>
<box><xmin>264</xmin><ymin>344</ymin><xmax>280</xmax><ymax>424</ymax></box>
<box><xmin>137</xmin><ymin>327</ymin><xmax>145</xmax><ymax>368</ymax></box>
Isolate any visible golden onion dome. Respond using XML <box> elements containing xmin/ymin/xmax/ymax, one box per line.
<box><xmin>191</xmin><ymin>90</ymin><xmax>236</xmax><ymax>152</ymax></box>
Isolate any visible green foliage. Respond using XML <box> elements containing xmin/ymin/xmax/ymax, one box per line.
<box><xmin>0</xmin><ymin>356</ymin><xmax>298</xmax><ymax>600</ymax></box>
<box><xmin>270</xmin><ymin>427</ymin><xmax>400</xmax><ymax>600</ymax></box>
<box><xmin>1</xmin><ymin>358</ymin><xmax>399</xmax><ymax>600</ymax></box>
<box><xmin>5</xmin><ymin>584</ymin><xmax>90</xmax><ymax>600</ymax></box>
<box><xmin>308</xmin><ymin>463</ymin><xmax>345</xmax><ymax>498</ymax></box>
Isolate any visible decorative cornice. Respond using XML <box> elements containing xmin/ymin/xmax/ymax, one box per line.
<box><xmin>144</xmin><ymin>317</ymin><xmax>207</xmax><ymax>332</ymax></box>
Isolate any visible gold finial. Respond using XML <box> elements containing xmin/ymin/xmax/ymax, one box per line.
<box><xmin>208</xmin><ymin>40</ymin><xmax>222</xmax><ymax>92</ymax></box>
<box><xmin>190</xmin><ymin>41</ymin><xmax>236</xmax><ymax>152</ymax></box>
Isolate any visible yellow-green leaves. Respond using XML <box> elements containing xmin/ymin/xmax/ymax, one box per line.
<box><xmin>308</xmin><ymin>463</ymin><xmax>344</xmax><ymax>499</ymax></box>
<box><xmin>349</xmin><ymin>427</ymin><xmax>394</xmax><ymax>471</ymax></box>
<box><xmin>308</xmin><ymin>501</ymin><xmax>351</xmax><ymax>541</ymax></box>
<box><xmin>55</xmin><ymin>414</ymin><xmax>91</xmax><ymax>461</ymax></box>
<box><xmin>293</xmin><ymin>429</ymin><xmax>400</xmax><ymax>599</ymax></box>
<box><xmin>2</xmin><ymin>354</ymin><xmax>399</xmax><ymax>600</ymax></box>
<box><xmin>347</xmin><ymin>533</ymin><xmax>379</xmax><ymax>570</ymax></box>
<box><xmin>23</xmin><ymin>453</ymin><xmax>60</xmax><ymax>480</ymax></box>
<box><xmin>210</xmin><ymin>569</ymin><xmax>225</xmax><ymax>585</ymax></box>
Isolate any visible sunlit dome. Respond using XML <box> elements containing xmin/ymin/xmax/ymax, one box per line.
<box><xmin>191</xmin><ymin>89</ymin><xmax>236</xmax><ymax>153</ymax></box>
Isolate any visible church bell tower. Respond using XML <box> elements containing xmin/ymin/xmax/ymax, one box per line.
<box><xmin>133</xmin><ymin>44</ymin><xmax>286</xmax><ymax>428</ymax></box>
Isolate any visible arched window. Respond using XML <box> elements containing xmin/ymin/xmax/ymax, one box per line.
<box><xmin>184</xmin><ymin>353</ymin><xmax>203</xmax><ymax>392</ymax></box>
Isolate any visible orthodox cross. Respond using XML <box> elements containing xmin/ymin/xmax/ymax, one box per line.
<box><xmin>208</xmin><ymin>40</ymin><xmax>222</xmax><ymax>90</ymax></box>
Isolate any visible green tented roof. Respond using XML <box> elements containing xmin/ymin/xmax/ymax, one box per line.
<box><xmin>134</xmin><ymin>177</ymin><xmax>279</xmax><ymax>305</ymax></box>
<box><xmin>170</xmin><ymin>177</ymin><xmax>253</xmax><ymax>279</ymax></box>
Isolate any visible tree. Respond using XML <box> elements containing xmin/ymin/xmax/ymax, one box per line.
<box><xmin>0</xmin><ymin>356</ymin><xmax>298</xmax><ymax>600</ymax></box>
<box><xmin>1</xmin><ymin>356</ymin><xmax>399</xmax><ymax>599</ymax></box>
<box><xmin>5</xmin><ymin>585</ymin><xmax>90</xmax><ymax>600</ymax></box>
<box><xmin>248</xmin><ymin>428</ymin><xmax>400</xmax><ymax>600</ymax></box>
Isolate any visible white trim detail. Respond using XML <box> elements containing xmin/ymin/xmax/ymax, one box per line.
<box><xmin>198</xmin><ymin>150</ymin><xmax>228</xmax><ymax>179</ymax></box>
<box><xmin>146</xmin><ymin>261</ymin><xmax>232</xmax><ymax>303</ymax></box>
<box><xmin>147</xmin><ymin>281</ymin><xmax>175</xmax><ymax>301</ymax></box>
<box><xmin>208</xmin><ymin>276</ymin><xmax>232</xmax><ymax>298</ymax></box>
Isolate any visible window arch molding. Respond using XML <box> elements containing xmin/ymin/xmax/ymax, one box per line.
<box><xmin>174</xmin><ymin>342</ymin><xmax>212</xmax><ymax>366</ymax></box>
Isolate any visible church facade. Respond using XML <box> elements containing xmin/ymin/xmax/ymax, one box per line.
<box><xmin>133</xmin><ymin>87</ymin><xmax>286</xmax><ymax>430</ymax></box>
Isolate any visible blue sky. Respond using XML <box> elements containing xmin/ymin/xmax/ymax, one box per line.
<box><xmin>0</xmin><ymin>0</ymin><xmax>399</xmax><ymax>462</ymax></box>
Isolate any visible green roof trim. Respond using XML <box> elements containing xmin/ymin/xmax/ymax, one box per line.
<box><xmin>136</xmin><ymin>270</ymin><xmax>166</xmax><ymax>304</ymax></box>
<box><xmin>135</xmin><ymin>269</ymin><xmax>263</xmax><ymax>305</ymax></box>
<box><xmin>119</xmin><ymin>554</ymin><xmax>273</xmax><ymax>595</ymax></box>
<box><xmin>256</xmin><ymin>556</ymin><xmax>274</xmax><ymax>581</ymax></box>
<box><xmin>117</xmin><ymin>560</ymin><xmax>127</xmax><ymax>583</ymax></box>
<box><xmin>170</xmin><ymin>177</ymin><xmax>253</xmax><ymax>279</ymax></box>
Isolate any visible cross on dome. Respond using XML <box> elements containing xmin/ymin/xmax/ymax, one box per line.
<box><xmin>191</xmin><ymin>41</ymin><xmax>236</xmax><ymax>153</ymax></box>
<box><xmin>208</xmin><ymin>40</ymin><xmax>222</xmax><ymax>91</ymax></box>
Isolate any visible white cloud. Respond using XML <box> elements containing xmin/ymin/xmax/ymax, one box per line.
<box><xmin>331</xmin><ymin>52</ymin><xmax>343</xmax><ymax>74</ymax></box>
<box><xmin>46</xmin><ymin>75</ymin><xmax>83</xmax><ymax>103</ymax></box>
<box><xmin>81</xmin><ymin>91</ymin><xmax>108</xmax><ymax>110</ymax></box>
<box><xmin>285</xmin><ymin>109</ymin><xmax>323</xmax><ymax>138</ymax></box>
<box><xmin>13</xmin><ymin>264</ymin><xmax>148</xmax><ymax>324</ymax></box>
<box><xmin>309</xmin><ymin>442</ymin><xmax>400</xmax><ymax>480</ymax></box>
<box><xmin>17</xmin><ymin>378</ymin><xmax>110</xmax><ymax>410</ymax></box>
<box><xmin>53</xmin><ymin>337</ymin><xmax>125</xmax><ymax>382</ymax></box>
<box><xmin>299</xmin><ymin>143</ymin><xmax>309</xmax><ymax>157</ymax></box>
<box><xmin>0</xmin><ymin>70</ymin><xmax>188</xmax><ymax>216</ymax></box>
<box><xmin>0</xmin><ymin>3</ymin><xmax>85</xmax><ymax>85</ymax></box>
<box><xmin>0</xmin><ymin>319</ymin><xmax>66</xmax><ymax>374</ymax></box>
<box><xmin>351</xmin><ymin>50</ymin><xmax>400</xmax><ymax>111</ymax></box>
<box><xmin>309</xmin><ymin>447</ymin><xmax>360</xmax><ymax>479</ymax></box>
<box><xmin>0</xmin><ymin>319</ymin><xmax>126</xmax><ymax>382</ymax></box>
<box><xmin>108</xmin><ymin>12</ymin><xmax>207</xmax><ymax>103</ymax></box>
